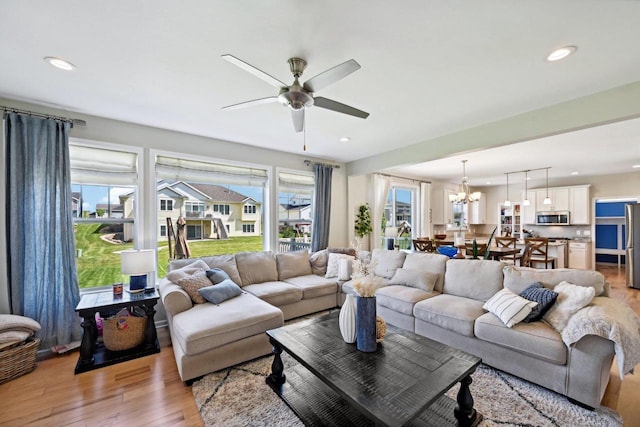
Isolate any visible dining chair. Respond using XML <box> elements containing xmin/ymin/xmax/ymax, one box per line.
<box><xmin>524</xmin><ymin>237</ymin><xmax>556</xmax><ymax>269</ymax></box>
<box><xmin>494</xmin><ymin>236</ymin><xmax>522</xmax><ymax>265</ymax></box>
<box><xmin>413</xmin><ymin>238</ymin><xmax>434</xmax><ymax>252</ymax></box>
<box><xmin>464</xmin><ymin>242</ymin><xmax>487</xmax><ymax>258</ymax></box>
<box><xmin>519</xmin><ymin>243</ymin><xmax>532</xmax><ymax>268</ymax></box>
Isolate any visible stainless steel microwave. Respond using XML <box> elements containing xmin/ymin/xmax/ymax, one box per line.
<box><xmin>536</xmin><ymin>211</ymin><xmax>570</xmax><ymax>225</ymax></box>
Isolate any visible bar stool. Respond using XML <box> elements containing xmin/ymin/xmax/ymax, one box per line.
<box><xmin>524</xmin><ymin>237</ymin><xmax>556</xmax><ymax>269</ymax></box>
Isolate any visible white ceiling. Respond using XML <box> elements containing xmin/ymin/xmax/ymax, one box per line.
<box><xmin>1</xmin><ymin>1</ymin><xmax>639</xmax><ymax>183</ymax></box>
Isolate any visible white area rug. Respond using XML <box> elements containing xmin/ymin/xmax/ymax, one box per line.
<box><xmin>192</xmin><ymin>354</ymin><xmax>622</xmax><ymax>427</ymax></box>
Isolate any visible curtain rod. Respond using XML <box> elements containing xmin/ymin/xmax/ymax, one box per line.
<box><xmin>375</xmin><ymin>172</ymin><xmax>431</xmax><ymax>184</ymax></box>
<box><xmin>1</xmin><ymin>105</ymin><xmax>86</xmax><ymax>128</ymax></box>
<box><xmin>304</xmin><ymin>160</ymin><xmax>341</xmax><ymax>169</ymax></box>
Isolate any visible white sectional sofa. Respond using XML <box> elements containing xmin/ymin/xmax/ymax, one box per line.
<box><xmin>158</xmin><ymin>250</ymin><xmax>343</xmax><ymax>382</ymax></box>
<box><xmin>340</xmin><ymin>249</ymin><xmax>619</xmax><ymax>409</ymax></box>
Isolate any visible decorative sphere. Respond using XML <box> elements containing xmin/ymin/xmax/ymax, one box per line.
<box><xmin>376</xmin><ymin>316</ymin><xmax>387</xmax><ymax>343</ymax></box>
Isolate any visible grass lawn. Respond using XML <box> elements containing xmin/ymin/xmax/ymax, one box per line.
<box><xmin>75</xmin><ymin>223</ymin><xmax>262</xmax><ymax>288</ymax></box>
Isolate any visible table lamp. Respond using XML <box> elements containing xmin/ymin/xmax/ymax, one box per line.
<box><xmin>121</xmin><ymin>249</ymin><xmax>156</xmax><ymax>292</ymax></box>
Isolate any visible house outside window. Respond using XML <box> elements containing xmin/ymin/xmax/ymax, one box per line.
<box><xmin>160</xmin><ymin>225</ymin><xmax>166</xmax><ymax>237</ymax></box>
<box><xmin>278</xmin><ymin>171</ymin><xmax>314</xmax><ymax>252</ymax></box>
<box><xmin>244</xmin><ymin>204</ymin><xmax>256</xmax><ymax>214</ymax></box>
<box><xmin>214</xmin><ymin>204</ymin><xmax>230</xmax><ymax>215</ymax></box>
<box><xmin>160</xmin><ymin>199</ymin><xmax>173</xmax><ymax>211</ymax></box>
<box><xmin>185</xmin><ymin>201</ymin><xmax>205</xmax><ymax>218</ymax></box>
<box><xmin>242</xmin><ymin>224</ymin><xmax>255</xmax><ymax>233</ymax></box>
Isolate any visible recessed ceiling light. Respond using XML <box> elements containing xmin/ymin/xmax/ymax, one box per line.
<box><xmin>633</xmin><ymin>164</ymin><xmax>640</xmax><ymax>169</ymax></box>
<box><xmin>571</xmin><ymin>171</ymin><xmax>580</xmax><ymax>175</ymax></box>
<box><xmin>486</xmin><ymin>181</ymin><xmax>491</xmax><ymax>185</ymax></box>
<box><xmin>44</xmin><ymin>56</ymin><xmax>76</xmax><ymax>71</ymax></box>
<box><xmin>339</xmin><ymin>137</ymin><xmax>351</xmax><ymax>143</ymax></box>
<box><xmin>546</xmin><ymin>46</ymin><xmax>577</xmax><ymax>62</ymax></box>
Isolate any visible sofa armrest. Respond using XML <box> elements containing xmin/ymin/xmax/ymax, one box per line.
<box><xmin>566</xmin><ymin>334</ymin><xmax>615</xmax><ymax>408</ymax></box>
<box><xmin>158</xmin><ymin>278</ymin><xmax>193</xmax><ymax>317</ymax></box>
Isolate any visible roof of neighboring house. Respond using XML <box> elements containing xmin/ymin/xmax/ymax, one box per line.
<box><xmin>281</xmin><ymin>203</ymin><xmax>311</xmax><ymax>210</ymax></box>
<box><xmin>189</xmin><ymin>183</ymin><xmax>257</xmax><ymax>204</ymax></box>
<box><xmin>72</xmin><ymin>192</ymin><xmax>81</xmax><ymax>202</ymax></box>
<box><xmin>96</xmin><ymin>203</ymin><xmax>123</xmax><ymax>212</ymax></box>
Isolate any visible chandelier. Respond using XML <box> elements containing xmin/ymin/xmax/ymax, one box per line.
<box><xmin>449</xmin><ymin>160</ymin><xmax>481</xmax><ymax>204</ymax></box>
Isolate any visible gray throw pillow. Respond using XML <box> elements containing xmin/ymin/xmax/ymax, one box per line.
<box><xmin>519</xmin><ymin>282</ymin><xmax>558</xmax><ymax>323</ymax></box>
<box><xmin>206</xmin><ymin>268</ymin><xmax>231</xmax><ymax>284</ymax></box>
<box><xmin>198</xmin><ymin>279</ymin><xmax>243</xmax><ymax>305</ymax></box>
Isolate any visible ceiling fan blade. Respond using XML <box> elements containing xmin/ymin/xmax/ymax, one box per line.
<box><xmin>313</xmin><ymin>97</ymin><xmax>369</xmax><ymax>119</ymax></box>
<box><xmin>303</xmin><ymin>59</ymin><xmax>361</xmax><ymax>92</ymax></box>
<box><xmin>292</xmin><ymin>109</ymin><xmax>304</xmax><ymax>133</ymax></box>
<box><xmin>222</xmin><ymin>96</ymin><xmax>278</xmax><ymax>110</ymax></box>
<box><xmin>221</xmin><ymin>54</ymin><xmax>287</xmax><ymax>88</ymax></box>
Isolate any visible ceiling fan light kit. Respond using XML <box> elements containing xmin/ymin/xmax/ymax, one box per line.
<box><xmin>221</xmin><ymin>54</ymin><xmax>369</xmax><ymax>133</ymax></box>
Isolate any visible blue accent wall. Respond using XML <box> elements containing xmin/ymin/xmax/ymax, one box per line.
<box><xmin>596</xmin><ymin>224</ymin><xmax>618</xmax><ymax>249</ymax></box>
<box><xmin>595</xmin><ymin>201</ymin><xmax>634</xmax><ymax>217</ymax></box>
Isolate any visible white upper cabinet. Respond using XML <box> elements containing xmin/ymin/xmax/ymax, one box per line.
<box><xmin>468</xmin><ymin>194</ymin><xmax>487</xmax><ymax>224</ymax></box>
<box><xmin>536</xmin><ymin>188</ymin><xmax>569</xmax><ymax>212</ymax></box>
<box><xmin>569</xmin><ymin>185</ymin><xmax>590</xmax><ymax>224</ymax></box>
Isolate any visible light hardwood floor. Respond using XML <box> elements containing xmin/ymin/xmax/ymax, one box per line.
<box><xmin>0</xmin><ymin>264</ymin><xmax>637</xmax><ymax>426</ymax></box>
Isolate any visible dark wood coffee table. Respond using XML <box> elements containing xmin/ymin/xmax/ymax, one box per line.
<box><xmin>266</xmin><ymin>312</ymin><xmax>482</xmax><ymax>426</ymax></box>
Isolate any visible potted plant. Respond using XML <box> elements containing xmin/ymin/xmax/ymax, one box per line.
<box><xmin>354</xmin><ymin>204</ymin><xmax>373</xmax><ymax>250</ymax></box>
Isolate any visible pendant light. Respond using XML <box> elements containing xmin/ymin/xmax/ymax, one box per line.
<box><xmin>448</xmin><ymin>160</ymin><xmax>481</xmax><ymax>204</ymax></box>
<box><xmin>504</xmin><ymin>172</ymin><xmax>511</xmax><ymax>207</ymax></box>
<box><xmin>543</xmin><ymin>167</ymin><xmax>552</xmax><ymax>205</ymax></box>
<box><xmin>522</xmin><ymin>170</ymin><xmax>530</xmax><ymax>206</ymax></box>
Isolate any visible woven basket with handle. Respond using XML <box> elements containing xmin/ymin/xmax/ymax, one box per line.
<box><xmin>0</xmin><ymin>337</ymin><xmax>39</xmax><ymax>384</ymax></box>
<box><xmin>102</xmin><ymin>316</ymin><xmax>146</xmax><ymax>351</ymax></box>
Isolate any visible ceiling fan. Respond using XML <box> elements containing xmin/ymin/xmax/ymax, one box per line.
<box><xmin>221</xmin><ymin>54</ymin><xmax>369</xmax><ymax>132</ymax></box>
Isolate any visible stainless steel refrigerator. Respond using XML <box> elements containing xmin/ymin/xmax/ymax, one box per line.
<box><xmin>626</xmin><ymin>203</ymin><xmax>640</xmax><ymax>289</ymax></box>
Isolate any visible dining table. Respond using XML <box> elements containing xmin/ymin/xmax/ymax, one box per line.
<box><xmin>485</xmin><ymin>246</ymin><xmax>521</xmax><ymax>261</ymax></box>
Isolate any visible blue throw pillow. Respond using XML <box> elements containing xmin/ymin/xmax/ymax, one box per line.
<box><xmin>520</xmin><ymin>282</ymin><xmax>558</xmax><ymax>323</ymax></box>
<box><xmin>198</xmin><ymin>279</ymin><xmax>243</xmax><ymax>304</ymax></box>
<box><xmin>206</xmin><ymin>268</ymin><xmax>231</xmax><ymax>284</ymax></box>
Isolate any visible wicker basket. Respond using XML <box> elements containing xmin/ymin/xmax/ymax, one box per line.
<box><xmin>0</xmin><ymin>337</ymin><xmax>39</xmax><ymax>384</ymax></box>
<box><xmin>102</xmin><ymin>316</ymin><xmax>146</xmax><ymax>351</ymax></box>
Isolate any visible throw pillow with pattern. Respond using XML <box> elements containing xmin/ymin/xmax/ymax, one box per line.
<box><xmin>520</xmin><ymin>282</ymin><xmax>558</xmax><ymax>323</ymax></box>
<box><xmin>177</xmin><ymin>270</ymin><xmax>214</xmax><ymax>304</ymax></box>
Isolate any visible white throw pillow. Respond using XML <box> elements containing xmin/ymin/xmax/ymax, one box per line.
<box><xmin>325</xmin><ymin>253</ymin><xmax>355</xmax><ymax>278</ymax></box>
<box><xmin>543</xmin><ymin>281</ymin><xmax>596</xmax><ymax>332</ymax></box>
<box><xmin>389</xmin><ymin>268</ymin><xmax>438</xmax><ymax>292</ymax></box>
<box><xmin>483</xmin><ymin>288</ymin><xmax>538</xmax><ymax>328</ymax></box>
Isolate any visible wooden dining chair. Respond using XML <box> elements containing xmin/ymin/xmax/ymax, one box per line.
<box><xmin>464</xmin><ymin>242</ymin><xmax>487</xmax><ymax>258</ymax></box>
<box><xmin>494</xmin><ymin>236</ymin><xmax>522</xmax><ymax>265</ymax></box>
<box><xmin>524</xmin><ymin>237</ymin><xmax>556</xmax><ymax>269</ymax></box>
<box><xmin>519</xmin><ymin>243</ymin><xmax>532</xmax><ymax>268</ymax></box>
<box><xmin>413</xmin><ymin>238</ymin><xmax>434</xmax><ymax>252</ymax></box>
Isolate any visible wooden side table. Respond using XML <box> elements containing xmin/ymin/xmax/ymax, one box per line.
<box><xmin>74</xmin><ymin>289</ymin><xmax>160</xmax><ymax>374</ymax></box>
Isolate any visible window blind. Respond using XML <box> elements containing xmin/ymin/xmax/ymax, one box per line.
<box><xmin>70</xmin><ymin>145</ymin><xmax>137</xmax><ymax>185</ymax></box>
<box><xmin>156</xmin><ymin>155</ymin><xmax>268</xmax><ymax>186</ymax></box>
<box><xmin>278</xmin><ymin>172</ymin><xmax>315</xmax><ymax>194</ymax></box>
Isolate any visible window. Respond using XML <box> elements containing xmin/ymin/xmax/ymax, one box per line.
<box><xmin>278</xmin><ymin>171</ymin><xmax>314</xmax><ymax>252</ymax></box>
<box><xmin>160</xmin><ymin>225</ymin><xmax>167</xmax><ymax>237</ymax></box>
<box><xmin>244</xmin><ymin>204</ymin><xmax>256</xmax><ymax>214</ymax></box>
<box><xmin>160</xmin><ymin>199</ymin><xmax>173</xmax><ymax>211</ymax></box>
<box><xmin>70</xmin><ymin>144</ymin><xmax>139</xmax><ymax>289</ymax></box>
<box><xmin>155</xmin><ymin>155</ymin><xmax>267</xmax><ymax>268</ymax></box>
<box><xmin>214</xmin><ymin>204</ymin><xmax>230</xmax><ymax>215</ymax></box>
<box><xmin>385</xmin><ymin>187</ymin><xmax>415</xmax><ymax>250</ymax></box>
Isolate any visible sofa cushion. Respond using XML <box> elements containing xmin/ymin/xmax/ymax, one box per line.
<box><xmin>543</xmin><ymin>281</ymin><xmax>596</xmax><ymax>332</ymax></box>
<box><xmin>520</xmin><ymin>283</ymin><xmax>558</xmax><ymax>323</ymax></box>
<box><xmin>309</xmin><ymin>249</ymin><xmax>328</xmax><ymax>276</ymax></box>
<box><xmin>166</xmin><ymin>259</ymin><xmax>210</xmax><ymax>283</ymax></box>
<box><xmin>443</xmin><ymin>259</ymin><xmax>504</xmax><ymax>302</ymax></box>
<box><xmin>176</xmin><ymin>270</ymin><xmax>213</xmax><ymax>304</ymax></box>
<box><xmin>413</xmin><ymin>294</ymin><xmax>485</xmax><ymax>337</ymax></box>
<box><xmin>198</xmin><ymin>279</ymin><xmax>243</xmax><ymax>305</ymax></box>
<box><xmin>401</xmin><ymin>252</ymin><xmax>448</xmax><ymax>293</ymax></box>
<box><xmin>276</xmin><ymin>250</ymin><xmax>312</xmax><ymax>281</ymax></box>
<box><xmin>200</xmin><ymin>255</ymin><xmax>243</xmax><ymax>286</ymax></box>
<box><xmin>371</xmin><ymin>249</ymin><xmax>407</xmax><ymax>279</ymax></box>
<box><xmin>242</xmin><ymin>281</ymin><xmax>303</xmax><ymax>306</ymax></box>
<box><xmin>171</xmin><ymin>293</ymin><xmax>283</xmax><ymax>356</ymax></box>
<box><xmin>503</xmin><ymin>266</ymin><xmax>606</xmax><ymax>296</ymax></box>
<box><xmin>236</xmin><ymin>251</ymin><xmax>278</xmax><ymax>286</ymax></box>
<box><xmin>474</xmin><ymin>312</ymin><xmax>567</xmax><ymax>365</ymax></box>
<box><xmin>376</xmin><ymin>285</ymin><xmax>439</xmax><ymax>316</ymax></box>
<box><xmin>283</xmin><ymin>275</ymin><xmax>337</xmax><ymax>299</ymax></box>
<box><xmin>206</xmin><ymin>268</ymin><xmax>231</xmax><ymax>284</ymax></box>
<box><xmin>341</xmin><ymin>277</ymin><xmax>390</xmax><ymax>296</ymax></box>
<box><xmin>389</xmin><ymin>268</ymin><xmax>439</xmax><ymax>292</ymax></box>
<box><xmin>325</xmin><ymin>253</ymin><xmax>355</xmax><ymax>278</ymax></box>
<box><xmin>483</xmin><ymin>288</ymin><xmax>538</xmax><ymax>328</ymax></box>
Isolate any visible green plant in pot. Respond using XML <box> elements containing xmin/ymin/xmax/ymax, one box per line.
<box><xmin>354</xmin><ymin>204</ymin><xmax>373</xmax><ymax>249</ymax></box>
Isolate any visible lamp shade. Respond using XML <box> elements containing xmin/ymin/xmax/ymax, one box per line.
<box><xmin>121</xmin><ymin>249</ymin><xmax>156</xmax><ymax>275</ymax></box>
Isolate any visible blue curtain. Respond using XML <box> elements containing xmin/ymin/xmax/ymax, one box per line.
<box><xmin>311</xmin><ymin>164</ymin><xmax>333</xmax><ymax>252</ymax></box>
<box><xmin>5</xmin><ymin>113</ymin><xmax>82</xmax><ymax>348</ymax></box>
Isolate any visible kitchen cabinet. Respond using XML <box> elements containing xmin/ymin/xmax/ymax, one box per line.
<box><xmin>521</xmin><ymin>190</ymin><xmax>537</xmax><ymax>225</ymax></box>
<box><xmin>569</xmin><ymin>241</ymin><xmax>591</xmax><ymax>269</ymax></box>
<box><xmin>468</xmin><ymin>195</ymin><xmax>486</xmax><ymax>224</ymax></box>
<box><xmin>432</xmin><ymin>189</ymin><xmax>455</xmax><ymax>225</ymax></box>
<box><xmin>536</xmin><ymin>188</ymin><xmax>569</xmax><ymax>212</ymax></box>
<box><xmin>569</xmin><ymin>186</ymin><xmax>590</xmax><ymax>225</ymax></box>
